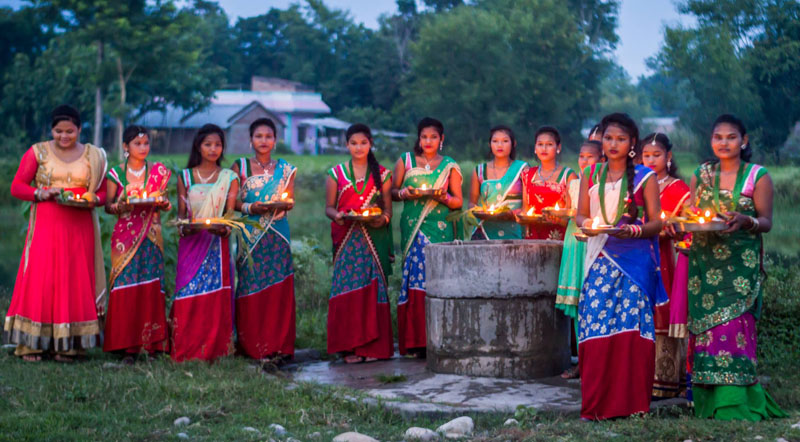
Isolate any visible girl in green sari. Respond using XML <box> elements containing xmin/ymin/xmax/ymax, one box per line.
<box><xmin>685</xmin><ymin>114</ymin><xmax>785</xmax><ymax>420</ymax></box>
<box><xmin>469</xmin><ymin>125</ymin><xmax>527</xmax><ymax>240</ymax></box>
<box><xmin>392</xmin><ymin>117</ymin><xmax>463</xmax><ymax>357</ymax></box>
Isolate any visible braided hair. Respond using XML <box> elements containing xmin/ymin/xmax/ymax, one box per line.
<box><xmin>600</xmin><ymin>113</ymin><xmax>640</xmax><ymax>220</ymax></box>
<box><xmin>641</xmin><ymin>132</ymin><xmax>679</xmax><ymax>178</ymax></box>
<box><xmin>346</xmin><ymin>123</ymin><xmax>384</xmax><ymax>211</ymax></box>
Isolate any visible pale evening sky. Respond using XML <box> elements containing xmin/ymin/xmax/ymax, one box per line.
<box><xmin>2</xmin><ymin>0</ymin><xmax>695</xmax><ymax>79</ymax></box>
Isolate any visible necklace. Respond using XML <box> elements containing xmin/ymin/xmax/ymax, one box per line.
<box><xmin>536</xmin><ymin>162</ymin><xmax>559</xmax><ymax>182</ymax></box>
<box><xmin>348</xmin><ymin>160</ymin><xmax>367</xmax><ymax>194</ymax></box>
<box><xmin>420</xmin><ymin>154</ymin><xmax>436</xmax><ymax>171</ymax></box>
<box><xmin>598</xmin><ymin>164</ymin><xmax>628</xmax><ymax>226</ymax></box>
<box><xmin>658</xmin><ymin>175</ymin><xmax>671</xmax><ymax>185</ymax></box>
<box><xmin>128</xmin><ymin>163</ymin><xmax>146</xmax><ymax>178</ymax></box>
<box><xmin>713</xmin><ymin>162</ymin><xmax>744</xmax><ymax>213</ymax></box>
<box><xmin>491</xmin><ymin>160</ymin><xmax>509</xmax><ymax>179</ymax></box>
<box><xmin>253</xmin><ymin>156</ymin><xmax>274</xmax><ymax>173</ymax></box>
<box><xmin>196</xmin><ymin>168</ymin><xmax>218</xmax><ymax>184</ymax></box>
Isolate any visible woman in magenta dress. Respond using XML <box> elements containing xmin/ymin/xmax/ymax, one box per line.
<box><xmin>325</xmin><ymin>124</ymin><xmax>394</xmax><ymax>363</ymax></box>
<box><xmin>233</xmin><ymin>118</ymin><xmax>297</xmax><ymax>361</ymax></box>
<box><xmin>4</xmin><ymin>105</ymin><xmax>108</xmax><ymax>362</ymax></box>
<box><xmin>641</xmin><ymin>132</ymin><xmax>691</xmax><ymax>398</ymax></box>
<box><xmin>521</xmin><ymin>126</ymin><xmax>577</xmax><ymax>240</ymax></box>
<box><xmin>170</xmin><ymin>124</ymin><xmax>239</xmax><ymax>362</ymax></box>
<box><xmin>103</xmin><ymin>125</ymin><xmax>172</xmax><ymax>360</ymax></box>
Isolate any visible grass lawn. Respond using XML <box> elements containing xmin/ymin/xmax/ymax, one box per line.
<box><xmin>1</xmin><ymin>152</ymin><xmax>799</xmax><ymax>440</ymax></box>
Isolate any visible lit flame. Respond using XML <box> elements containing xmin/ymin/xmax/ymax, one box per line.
<box><xmin>362</xmin><ymin>210</ymin><xmax>370</xmax><ymax>216</ymax></box>
<box><xmin>698</xmin><ymin>217</ymin><xmax>706</xmax><ymax>224</ymax></box>
<box><xmin>660</xmin><ymin>211</ymin><xmax>666</xmax><ymax>220</ymax></box>
<box><xmin>205</xmin><ymin>219</ymin><xmax>211</xmax><ymax>225</ymax></box>
<box><xmin>142</xmin><ymin>191</ymin><xmax>148</xmax><ymax>199</ymax></box>
<box><xmin>421</xmin><ymin>184</ymin><xmax>428</xmax><ymax>190</ymax></box>
<box><xmin>489</xmin><ymin>204</ymin><xmax>496</xmax><ymax>213</ymax></box>
<box><xmin>527</xmin><ymin>207</ymin><xmax>535</xmax><ymax>216</ymax></box>
<box><xmin>554</xmin><ymin>202</ymin><xmax>560</xmax><ymax>211</ymax></box>
<box><xmin>75</xmin><ymin>194</ymin><xmax>81</xmax><ymax>200</ymax></box>
<box><xmin>281</xmin><ymin>192</ymin><xmax>289</xmax><ymax>200</ymax></box>
<box><xmin>592</xmin><ymin>216</ymin><xmax>600</xmax><ymax>229</ymax></box>
<box><xmin>704</xmin><ymin>210</ymin><xmax>711</xmax><ymax>218</ymax></box>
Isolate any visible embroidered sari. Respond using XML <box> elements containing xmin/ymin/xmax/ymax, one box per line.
<box><xmin>5</xmin><ymin>142</ymin><xmax>107</xmax><ymax>356</ymax></box>
<box><xmin>688</xmin><ymin>162</ymin><xmax>785</xmax><ymax>420</ymax></box>
<box><xmin>103</xmin><ymin>162</ymin><xmax>171</xmax><ymax>354</ymax></box>
<box><xmin>327</xmin><ymin>163</ymin><xmax>394</xmax><ymax>359</ymax></box>
<box><xmin>522</xmin><ymin>166</ymin><xmax>577</xmax><ymax>240</ymax></box>
<box><xmin>471</xmin><ymin>160</ymin><xmax>526</xmax><ymax>240</ymax></box>
<box><xmin>578</xmin><ymin>164</ymin><xmax>669</xmax><ymax>420</ymax></box>
<box><xmin>651</xmin><ymin>178</ymin><xmax>690</xmax><ymax>397</ymax></box>
<box><xmin>398</xmin><ymin>152</ymin><xmax>461</xmax><ymax>355</ymax></box>
<box><xmin>235</xmin><ymin>158</ymin><xmax>296</xmax><ymax>359</ymax></box>
<box><xmin>169</xmin><ymin>168</ymin><xmax>237</xmax><ymax>362</ymax></box>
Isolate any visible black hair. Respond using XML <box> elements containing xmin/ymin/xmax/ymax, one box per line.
<box><xmin>346</xmin><ymin>123</ymin><xmax>384</xmax><ymax>211</ymax></box>
<box><xmin>580</xmin><ymin>140</ymin><xmax>604</xmax><ymax>157</ymax></box>
<box><xmin>601</xmin><ymin>112</ymin><xmax>640</xmax><ymax>220</ymax></box>
<box><xmin>588</xmin><ymin>124</ymin><xmax>602</xmax><ymax>140</ymax></box>
<box><xmin>488</xmin><ymin>125</ymin><xmax>517</xmax><ymax>160</ymax></box>
<box><xmin>187</xmin><ymin>124</ymin><xmax>226</xmax><ymax>168</ymax></box>
<box><xmin>249</xmin><ymin>118</ymin><xmax>277</xmax><ymax>138</ymax></box>
<box><xmin>51</xmin><ymin>104</ymin><xmax>81</xmax><ymax>128</ymax></box>
<box><xmin>641</xmin><ymin>132</ymin><xmax>679</xmax><ymax>178</ymax></box>
<box><xmin>534</xmin><ymin>126</ymin><xmax>561</xmax><ymax>146</ymax></box>
<box><xmin>711</xmin><ymin>114</ymin><xmax>751</xmax><ymax>162</ymax></box>
<box><xmin>414</xmin><ymin>117</ymin><xmax>444</xmax><ymax>155</ymax></box>
<box><xmin>122</xmin><ymin>125</ymin><xmax>149</xmax><ymax>145</ymax></box>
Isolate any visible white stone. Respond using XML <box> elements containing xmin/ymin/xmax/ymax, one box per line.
<box><xmin>286</xmin><ymin>438</ymin><xmax>301</xmax><ymax>442</ymax></box>
<box><xmin>332</xmin><ymin>432</ymin><xmax>379</xmax><ymax>442</ymax></box>
<box><xmin>174</xmin><ymin>417</ymin><xmax>191</xmax><ymax>427</ymax></box>
<box><xmin>792</xmin><ymin>421</ymin><xmax>800</xmax><ymax>429</ymax></box>
<box><xmin>308</xmin><ymin>432</ymin><xmax>322</xmax><ymax>439</ymax></box>
<box><xmin>776</xmin><ymin>438</ymin><xmax>789</xmax><ymax>442</ymax></box>
<box><xmin>436</xmin><ymin>417</ymin><xmax>474</xmax><ymax>438</ymax></box>
<box><xmin>269</xmin><ymin>424</ymin><xmax>287</xmax><ymax>437</ymax></box>
<box><xmin>177</xmin><ymin>433</ymin><xmax>189</xmax><ymax>440</ymax></box>
<box><xmin>242</xmin><ymin>427</ymin><xmax>260</xmax><ymax>434</ymax></box>
<box><xmin>405</xmin><ymin>427</ymin><xmax>439</xmax><ymax>441</ymax></box>
<box><xmin>755</xmin><ymin>437</ymin><xmax>763</xmax><ymax>440</ymax></box>
<box><xmin>503</xmin><ymin>419</ymin><xmax>519</xmax><ymax>427</ymax></box>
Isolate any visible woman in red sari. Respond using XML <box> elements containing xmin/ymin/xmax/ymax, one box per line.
<box><xmin>170</xmin><ymin>124</ymin><xmax>239</xmax><ymax>362</ymax></box>
<box><xmin>325</xmin><ymin>124</ymin><xmax>394</xmax><ymax>363</ymax></box>
<box><xmin>4</xmin><ymin>105</ymin><xmax>108</xmax><ymax>362</ymax></box>
<box><xmin>103</xmin><ymin>126</ymin><xmax>172</xmax><ymax>361</ymax></box>
<box><xmin>641</xmin><ymin>132</ymin><xmax>690</xmax><ymax>398</ymax></box>
<box><xmin>521</xmin><ymin>126</ymin><xmax>577</xmax><ymax>240</ymax></box>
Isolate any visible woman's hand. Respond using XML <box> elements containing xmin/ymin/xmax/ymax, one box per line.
<box><xmin>401</xmin><ymin>186</ymin><xmax>423</xmax><ymax>200</ymax></box>
<box><xmin>179</xmin><ymin>224</ymin><xmax>197</xmax><ymax>237</ymax></box>
<box><xmin>369</xmin><ymin>214</ymin><xmax>389</xmax><ymax>228</ymax></box>
<box><xmin>37</xmin><ymin>188</ymin><xmax>62</xmax><ymax>201</ymax></box>
<box><xmin>157</xmin><ymin>199</ymin><xmax>172</xmax><ymax>212</ymax></box>
<box><xmin>431</xmin><ymin>189</ymin><xmax>448</xmax><ymax>204</ymax></box>
<box><xmin>210</xmin><ymin>225</ymin><xmax>231</xmax><ymax>237</ymax></box>
<box><xmin>334</xmin><ymin>211</ymin><xmax>345</xmax><ymax>226</ymax></box>
<box><xmin>115</xmin><ymin>201</ymin><xmax>133</xmax><ymax>214</ymax></box>
<box><xmin>611</xmin><ymin>224</ymin><xmax>634</xmax><ymax>239</ymax></box>
<box><xmin>722</xmin><ymin>211</ymin><xmax>752</xmax><ymax>233</ymax></box>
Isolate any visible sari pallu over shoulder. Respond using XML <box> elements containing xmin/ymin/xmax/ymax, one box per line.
<box><xmin>472</xmin><ymin>159</ymin><xmax>526</xmax><ymax>240</ymax></box>
<box><xmin>235</xmin><ymin>157</ymin><xmax>297</xmax><ymax>358</ymax></box>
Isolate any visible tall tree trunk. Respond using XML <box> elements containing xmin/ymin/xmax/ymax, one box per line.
<box><xmin>93</xmin><ymin>40</ymin><xmax>104</xmax><ymax>147</ymax></box>
<box><xmin>116</xmin><ymin>57</ymin><xmax>126</xmax><ymax>160</ymax></box>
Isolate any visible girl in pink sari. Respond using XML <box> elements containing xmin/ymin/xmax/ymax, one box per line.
<box><xmin>103</xmin><ymin>126</ymin><xmax>172</xmax><ymax>360</ymax></box>
<box><xmin>170</xmin><ymin>124</ymin><xmax>239</xmax><ymax>362</ymax></box>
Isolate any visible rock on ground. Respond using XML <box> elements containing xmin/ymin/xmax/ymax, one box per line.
<box><xmin>174</xmin><ymin>417</ymin><xmax>191</xmax><ymax>427</ymax></box>
<box><xmin>308</xmin><ymin>432</ymin><xmax>322</xmax><ymax>439</ymax></box>
<box><xmin>436</xmin><ymin>416</ymin><xmax>474</xmax><ymax>439</ymax></box>
<box><xmin>242</xmin><ymin>427</ymin><xmax>260</xmax><ymax>433</ymax></box>
<box><xmin>269</xmin><ymin>424</ymin><xmax>287</xmax><ymax>436</ymax></box>
<box><xmin>792</xmin><ymin>421</ymin><xmax>800</xmax><ymax>429</ymax></box>
<box><xmin>177</xmin><ymin>433</ymin><xmax>189</xmax><ymax>440</ymax></box>
<box><xmin>503</xmin><ymin>419</ymin><xmax>519</xmax><ymax>426</ymax></box>
<box><xmin>405</xmin><ymin>427</ymin><xmax>439</xmax><ymax>441</ymax></box>
<box><xmin>332</xmin><ymin>431</ymin><xmax>379</xmax><ymax>442</ymax></box>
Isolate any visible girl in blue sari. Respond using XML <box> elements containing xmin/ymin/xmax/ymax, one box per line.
<box><xmin>575</xmin><ymin>113</ymin><xmax>667</xmax><ymax>420</ymax></box>
<box><xmin>233</xmin><ymin>118</ymin><xmax>297</xmax><ymax>361</ymax></box>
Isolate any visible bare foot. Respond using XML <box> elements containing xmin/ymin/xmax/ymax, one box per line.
<box><xmin>22</xmin><ymin>355</ymin><xmax>42</xmax><ymax>362</ymax></box>
<box><xmin>560</xmin><ymin>365</ymin><xmax>580</xmax><ymax>379</ymax></box>
<box><xmin>344</xmin><ymin>355</ymin><xmax>364</xmax><ymax>364</ymax></box>
<box><xmin>54</xmin><ymin>354</ymin><xmax>75</xmax><ymax>363</ymax></box>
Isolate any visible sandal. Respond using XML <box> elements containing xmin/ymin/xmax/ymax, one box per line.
<box><xmin>560</xmin><ymin>365</ymin><xmax>580</xmax><ymax>379</ymax></box>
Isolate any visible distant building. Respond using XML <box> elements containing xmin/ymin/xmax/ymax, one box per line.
<box><xmin>137</xmin><ymin>76</ymin><xmax>331</xmax><ymax>154</ymax></box>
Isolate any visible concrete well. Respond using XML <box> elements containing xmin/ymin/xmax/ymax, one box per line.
<box><xmin>425</xmin><ymin>240</ymin><xmax>570</xmax><ymax>379</ymax></box>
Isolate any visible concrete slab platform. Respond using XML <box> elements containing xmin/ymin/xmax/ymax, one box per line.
<box><xmin>288</xmin><ymin>355</ymin><xmax>688</xmax><ymax>418</ymax></box>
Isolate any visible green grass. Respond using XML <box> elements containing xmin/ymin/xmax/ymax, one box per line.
<box><xmin>0</xmin><ymin>153</ymin><xmax>799</xmax><ymax>440</ymax></box>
